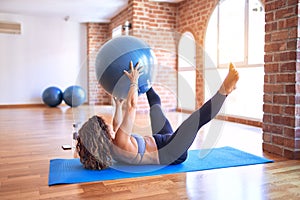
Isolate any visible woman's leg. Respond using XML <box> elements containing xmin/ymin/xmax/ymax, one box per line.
<box><xmin>157</xmin><ymin>63</ymin><xmax>239</xmax><ymax>165</ymax></box>
<box><xmin>146</xmin><ymin>88</ymin><xmax>173</xmax><ymax>135</ymax></box>
<box><xmin>157</xmin><ymin>92</ymin><xmax>227</xmax><ymax>164</ymax></box>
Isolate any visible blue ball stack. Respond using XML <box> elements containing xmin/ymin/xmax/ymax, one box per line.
<box><xmin>42</xmin><ymin>85</ymin><xmax>86</xmax><ymax>107</ymax></box>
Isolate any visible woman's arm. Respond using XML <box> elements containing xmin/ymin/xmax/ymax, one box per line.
<box><xmin>112</xmin><ymin>97</ymin><xmax>124</xmax><ymax>132</ymax></box>
<box><xmin>113</xmin><ymin>61</ymin><xmax>143</xmax><ymax>151</ymax></box>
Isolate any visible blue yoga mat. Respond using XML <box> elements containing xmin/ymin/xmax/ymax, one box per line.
<box><xmin>48</xmin><ymin>146</ymin><xmax>273</xmax><ymax>186</ymax></box>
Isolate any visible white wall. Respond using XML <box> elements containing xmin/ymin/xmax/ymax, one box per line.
<box><xmin>0</xmin><ymin>13</ymin><xmax>87</xmax><ymax>105</ymax></box>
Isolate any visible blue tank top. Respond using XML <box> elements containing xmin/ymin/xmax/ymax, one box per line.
<box><xmin>131</xmin><ymin>134</ymin><xmax>146</xmax><ymax>163</ymax></box>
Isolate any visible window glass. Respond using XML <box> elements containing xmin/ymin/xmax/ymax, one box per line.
<box><xmin>178</xmin><ymin>32</ymin><xmax>196</xmax><ymax>68</ymax></box>
<box><xmin>178</xmin><ymin>32</ymin><xmax>196</xmax><ymax>111</ymax></box>
<box><xmin>219</xmin><ymin>0</ymin><xmax>246</xmax><ymax>64</ymax></box>
<box><xmin>248</xmin><ymin>0</ymin><xmax>265</xmax><ymax>64</ymax></box>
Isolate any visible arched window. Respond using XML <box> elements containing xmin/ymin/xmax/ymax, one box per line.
<box><xmin>205</xmin><ymin>0</ymin><xmax>265</xmax><ymax>119</ymax></box>
<box><xmin>177</xmin><ymin>32</ymin><xmax>196</xmax><ymax>111</ymax></box>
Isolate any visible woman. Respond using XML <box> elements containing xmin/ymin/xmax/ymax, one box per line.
<box><xmin>76</xmin><ymin>61</ymin><xmax>239</xmax><ymax>169</ymax></box>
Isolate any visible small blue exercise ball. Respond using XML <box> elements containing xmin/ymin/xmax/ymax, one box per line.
<box><xmin>42</xmin><ymin>86</ymin><xmax>63</xmax><ymax>107</ymax></box>
<box><xmin>63</xmin><ymin>86</ymin><xmax>86</xmax><ymax>107</ymax></box>
<box><xmin>95</xmin><ymin>35</ymin><xmax>157</xmax><ymax>99</ymax></box>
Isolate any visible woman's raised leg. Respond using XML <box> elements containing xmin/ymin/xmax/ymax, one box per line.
<box><xmin>157</xmin><ymin>63</ymin><xmax>239</xmax><ymax>165</ymax></box>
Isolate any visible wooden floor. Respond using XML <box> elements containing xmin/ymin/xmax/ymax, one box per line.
<box><xmin>0</xmin><ymin>105</ymin><xmax>300</xmax><ymax>200</ymax></box>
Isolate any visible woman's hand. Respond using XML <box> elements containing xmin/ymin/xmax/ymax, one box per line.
<box><xmin>123</xmin><ymin>61</ymin><xmax>144</xmax><ymax>86</ymax></box>
<box><xmin>113</xmin><ymin>96</ymin><xmax>124</xmax><ymax>107</ymax></box>
<box><xmin>122</xmin><ymin>61</ymin><xmax>143</xmax><ymax>110</ymax></box>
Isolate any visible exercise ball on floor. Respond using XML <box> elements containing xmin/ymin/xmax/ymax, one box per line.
<box><xmin>42</xmin><ymin>86</ymin><xmax>63</xmax><ymax>107</ymax></box>
<box><xmin>63</xmin><ymin>85</ymin><xmax>86</xmax><ymax>107</ymax></box>
<box><xmin>95</xmin><ymin>35</ymin><xmax>157</xmax><ymax>99</ymax></box>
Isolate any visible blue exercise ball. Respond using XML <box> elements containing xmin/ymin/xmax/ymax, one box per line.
<box><xmin>95</xmin><ymin>35</ymin><xmax>157</xmax><ymax>99</ymax></box>
<box><xmin>42</xmin><ymin>86</ymin><xmax>63</xmax><ymax>107</ymax></box>
<box><xmin>63</xmin><ymin>86</ymin><xmax>86</xmax><ymax>107</ymax></box>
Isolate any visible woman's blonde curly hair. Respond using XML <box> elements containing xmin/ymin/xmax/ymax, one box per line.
<box><xmin>76</xmin><ymin>115</ymin><xmax>113</xmax><ymax>170</ymax></box>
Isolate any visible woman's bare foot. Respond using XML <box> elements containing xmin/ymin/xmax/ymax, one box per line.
<box><xmin>219</xmin><ymin>63</ymin><xmax>239</xmax><ymax>95</ymax></box>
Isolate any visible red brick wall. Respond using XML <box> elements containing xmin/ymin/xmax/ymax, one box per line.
<box><xmin>263</xmin><ymin>0</ymin><xmax>300</xmax><ymax>159</ymax></box>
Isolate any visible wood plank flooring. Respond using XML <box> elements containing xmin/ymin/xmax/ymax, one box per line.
<box><xmin>0</xmin><ymin>106</ymin><xmax>299</xmax><ymax>200</ymax></box>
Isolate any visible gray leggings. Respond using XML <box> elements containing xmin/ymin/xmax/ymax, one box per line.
<box><xmin>146</xmin><ymin>88</ymin><xmax>226</xmax><ymax>165</ymax></box>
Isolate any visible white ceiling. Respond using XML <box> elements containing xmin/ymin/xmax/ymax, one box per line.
<box><xmin>0</xmin><ymin>0</ymin><xmax>184</xmax><ymax>23</ymax></box>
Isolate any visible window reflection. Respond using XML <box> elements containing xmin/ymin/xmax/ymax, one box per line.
<box><xmin>186</xmin><ymin>165</ymin><xmax>266</xmax><ymax>200</ymax></box>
